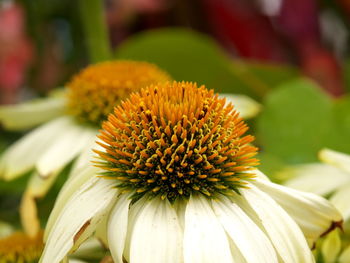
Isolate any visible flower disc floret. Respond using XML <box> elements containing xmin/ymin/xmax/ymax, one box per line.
<box><xmin>0</xmin><ymin>231</ymin><xmax>43</xmax><ymax>263</ymax></box>
<box><xmin>95</xmin><ymin>81</ymin><xmax>259</xmax><ymax>202</ymax></box>
<box><xmin>66</xmin><ymin>60</ymin><xmax>171</xmax><ymax>126</ymax></box>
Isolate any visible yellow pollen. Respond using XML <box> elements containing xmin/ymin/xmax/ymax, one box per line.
<box><xmin>0</xmin><ymin>231</ymin><xmax>43</xmax><ymax>263</ymax></box>
<box><xmin>96</xmin><ymin>81</ymin><xmax>259</xmax><ymax>202</ymax></box>
<box><xmin>66</xmin><ymin>60</ymin><xmax>171</xmax><ymax>125</ymax></box>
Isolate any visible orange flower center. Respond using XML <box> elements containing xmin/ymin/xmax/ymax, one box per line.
<box><xmin>95</xmin><ymin>81</ymin><xmax>259</xmax><ymax>202</ymax></box>
<box><xmin>66</xmin><ymin>60</ymin><xmax>171</xmax><ymax>126</ymax></box>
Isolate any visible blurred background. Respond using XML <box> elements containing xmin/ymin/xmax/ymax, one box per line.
<box><xmin>1</xmin><ymin>0</ymin><xmax>350</xmax><ymax>103</ymax></box>
<box><xmin>1</xmin><ymin>0</ymin><xmax>350</xmax><ymax>233</ymax></box>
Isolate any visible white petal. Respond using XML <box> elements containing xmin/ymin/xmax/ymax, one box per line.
<box><xmin>123</xmin><ymin>196</ymin><xmax>150</xmax><ymax>262</ymax></box>
<box><xmin>184</xmin><ymin>195</ymin><xmax>233</xmax><ymax>263</ymax></box>
<box><xmin>319</xmin><ymin>148</ymin><xmax>350</xmax><ymax>173</ymax></box>
<box><xmin>36</xmin><ymin>122</ymin><xmax>96</xmax><ymax>177</ymax></box>
<box><xmin>330</xmin><ymin>182</ymin><xmax>350</xmax><ymax>221</ymax></box>
<box><xmin>68</xmin><ymin>259</ymin><xmax>87</xmax><ymax>263</ymax></box>
<box><xmin>0</xmin><ymin>221</ymin><xmax>14</xmax><ymax>238</ymax></box>
<box><xmin>284</xmin><ymin>163</ymin><xmax>350</xmax><ymax>196</ymax></box>
<box><xmin>129</xmin><ymin>197</ymin><xmax>183</xmax><ymax>263</ymax></box>
<box><xmin>40</xmin><ymin>177</ymin><xmax>117</xmax><ymax>263</ymax></box>
<box><xmin>27</xmin><ymin>171</ymin><xmax>59</xmax><ymax>198</ymax></box>
<box><xmin>212</xmin><ymin>195</ymin><xmax>277</xmax><ymax>263</ymax></box>
<box><xmin>220</xmin><ymin>93</ymin><xmax>261</xmax><ymax>119</ymax></box>
<box><xmin>44</xmin><ymin>166</ymin><xmax>100</xmax><ymax>241</ymax></box>
<box><xmin>19</xmin><ymin>191</ymin><xmax>40</xmax><ymax>238</ymax></box>
<box><xmin>0</xmin><ymin>96</ymin><xmax>65</xmax><ymax>131</ymax></box>
<box><xmin>254</xmin><ymin>177</ymin><xmax>343</xmax><ymax>244</ymax></box>
<box><xmin>108</xmin><ymin>194</ymin><xmax>132</xmax><ymax>263</ymax></box>
<box><xmin>0</xmin><ymin>117</ymin><xmax>72</xmax><ymax>180</ymax></box>
<box><xmin>69</xmin><ymin>139</ymin><xmax>101</xmax><ymax>177</ymax></box>
<box><xmin>242</xmin><ymin>183</ymin><xmax>315</xmax><ymax>263</ymax></box>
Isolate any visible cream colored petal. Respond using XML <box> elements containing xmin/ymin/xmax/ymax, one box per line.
<box><xmin>69</xmin><ymin>138</ymin><xmax>100</xmax><ymax>177</ymax></box>
<box><xmin>40</xmin><ymin>177</ymin><xmax>116</xmax><ymax>263</ymax></box>
<box><xmin>68</xmin><ymin>259</ymin><xmax>88</xmax><ymax>263</ymax></box>
<box><xmin>20</xmin><ymin>191</ymin><xmax>40</xmax><ymax>238</ymax></box>
<box><xmin>71</xmin><ymin>238</ymin><xmax>104</xmax><ymax>260</ymax></box>
<box><xmin>339</xmin><ymin>244</ymin><xmax>350</xmax><ymax>263</ymax></box>
<box><xmin>220</xmin><ymin>93</ymin><xmax>261</xmax><ymax>119</ymax></box>
<box><xmin>0</xmin><ymin>116</ymin><xmax>72</xmax><ymax>180</ymax></box>
<box><xmin>36</xmin><ymin>122</ymin><xmax>96</xmax><ymax>177</ymax></box>
<box><xmin>108</xmin><ymin>194</ymin><xmax>132</xmax><ymax>263</ymax></box>
<box><xmin>26</xmin><ymin>171</ymin><xmax>59</xmax><ymax>198</ymax></box>
<box><xmin>330</xmin><ymin>182</ymin><xmax>350</xmax><ymax>222</ymax></box>
<box><xmin>123</xmin><ymin>196</ymin><xmax>150</xmax><ymax>262</ymax></box>
<box><xmin>321</xmin><ymin>230</ymin><xmax>341</xmax><ymax>263</ymax></box>
<box><xmin>44</xmin><ymin>166</ymin><xmax>100</xmax><ymax>241</ymax></box>
<box><xmin>0</xmin><ymin>96</ymin><xmax>65</xmax><ymax>131</ymax></box>
<box><xmin>242</xmin><ymin>183</ymin><xmax>315</xmax><ymax>263</ymax></box>
<box><xmin>184</xmin><ymin>195</ymin><xmax>233</xmax><ymax>263</ymax></box>
<box><xmin>284</xmin><ymin>163</ymin><xmax>350</xmax><ymax>196</ymax></box>
<box><xmin>254</xmin><ymin>177</ymin><xmax>343</xmax><ymax>245</ymax></box>
<box><xmin>319</xmin><ymin>148</ymin><xmax>350</xmax><ymax>174</ymax></box>
<box><xmin>129</xmin><ymin>197</ymin><xmax>183</xmax><ymax>263</ymax></box>
<box><xmin>0</xmin><ymin>221</ymin><xmax>14</xmax><ymax>238</ymax></box>
<box><xmin>212</xmin><ymin>195</ymin><xmax>277</xmax><ymax>263</ymax></box>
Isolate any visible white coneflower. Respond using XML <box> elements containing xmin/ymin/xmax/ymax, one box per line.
<box><xmin>284</xmin><ymin>149</ymin><xmax>350</xmax><ymax>263</ymax></box>
<box><xmin>284</xmin><ymin>149</ymin><xmax>350</xmax><ymax>224</ymax></box>
<box><xmin>0</xmin><ymin>225</ymin><xmax>101</xmax><ymax>263</ymax></box>
<box><xmin>0</xmin><ymin>60</ymin><xmax>171</xmax><ymax>237</ymax></box>
<box><xmin>41</xmin><ymin>82</ymin><xmax>341</xmax><ymax>263</ymax></box>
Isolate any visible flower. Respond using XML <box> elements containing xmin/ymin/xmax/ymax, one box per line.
<box><xmin>283</xmin><ymin>149</ymin><xmax>350</xmax><ymax>263</ymax></box>
<box><xmin>0</xmin><ymin>221</ymin><xmax>102</xmax><ymax>263</ymax></box>
<box><xmin>0</xmin><ymin>230</ymin><xmax>43</xmax><ymax>263</ymax></box>
<box><xmin>284</xmin><ymin>149</ymin><xmax>350</xmax><ymax>224</ymax></box>
<box><xmin>41</xmin><ymin>82</ymin><xmax>341</xmax><ymax>263</ymax></box>
<box><xmin>0</xmin><ymin>60</ymin><xmax>171</xmax><ymax>237</ymax></box>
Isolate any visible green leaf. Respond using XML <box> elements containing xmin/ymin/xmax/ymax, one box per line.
<box><xmin>325</xmin><ymin>96</ymin><xmax>350</xmax><ymax>154</ymax></box>
<box><xmin>114</xmin><ymin>28</ymin><xmax>298</xmax><ymax>98</ymax></box>
<box><xmin>257</xmin><ymin>152</ymin><xmax>286</xmax><ymax>183</ymax></box>
<box><xmin>257</xmin><ymin>78</ymin><xmax>332</xmax><ymax>164</ymax></box>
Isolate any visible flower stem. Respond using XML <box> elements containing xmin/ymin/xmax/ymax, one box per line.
<box><xmin>78</xmin><ymin>0</ymin><xmax>112</xmax><ymax>63</ymax></box>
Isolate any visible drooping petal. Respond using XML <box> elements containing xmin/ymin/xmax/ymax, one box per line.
<box><xmin>40</xmin><ymin>177</ymin><xmax>117</xmax><ymax>263</ymax></box>
<box><xmin>319</xmin><ymin>148</ymin><xmax>350</xmax><ymax>173</ymax></box>
<box><xmin>221</xmin><ymin>93</ymin><xmax>261</xmax><ymax>119</ymax></box>
<box><xmin>330</xmin><ymin>183</ymin><xmax>350</xmax><ymax>221</ymax></box>
<box><xmin>0</xmin><ymin>96</ymin><xmax>65</xmax><ymax>131</ymax></box>
<box><xmin>129</xmin><ymin>197</ymin><xmax>183</xmax><ymax>263</ymax></box>
<box><xmin>19</xmin><ymin>191</ymin><xmax>40</xmax><ymax>238</ymax></box>
<box><xmin>242</xmin><ymin>183</ymin><xmax>315</xmax><ymax>263</ymax></box>
<box><xmin>108</xmin><ymin>194</ymin><xmax>132</xmax><ymax>263</ymax></box>
<box><xmin>0</xmin><ymin>117</ymin><xmax>73</xmax><ymax>180</ymax></box>
<box><xmin>44</xmin><ymin>166</ymin><xmax>100</xmax><ymax>241</ymax></box>
<box><xmin>36</xmin><ymin>122</ymin><xmax>96</xmax><ymax>177</ymax></box>
<box><xmin>254</xmin><ymin>177</ymin><xmax>343</xmax><ymax>244</ymax></box>
<box><xmin>284</xmin><ymin>163</ymin><xmax>350</xmax><ymax>196</ymax></box>
<box><xmin>212</xmin><ymin>195</ymin><xmax>277</xmax><ymax>263</ymax></box>
<box><xmin>184</xmin><ymin>195</ymin><xmax>233</xmax><ymax>263</ymax></box>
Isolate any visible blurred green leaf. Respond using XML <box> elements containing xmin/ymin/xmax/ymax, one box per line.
<box><xmin>325</xmin><ymin>96</ymin><xmax>350</xmax><ymax>154</ymax></box>
<box><xmin>257</xmin><ymin>78</ymin><xmax>332</xmax><ymax>164</ymax></box>
<box><xmin>257</xmin><ymin>152</ymin><xmax>286</xmax><ymax>183</ymax></box>
<box><xmin>114</xmin><ymin>28</ymin><xmax>298</xmax><ymax>99</ymax></box>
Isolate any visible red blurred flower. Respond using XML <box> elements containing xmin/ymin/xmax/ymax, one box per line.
<box><xmin>0</xmin><ymin>2</ymin><xmax>33</xmax><ymax>104</ymax></box>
